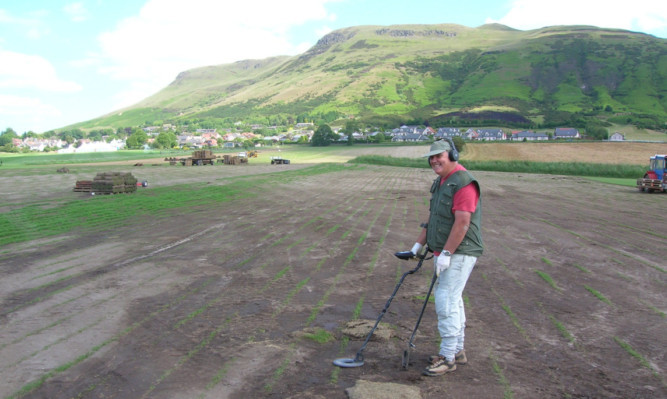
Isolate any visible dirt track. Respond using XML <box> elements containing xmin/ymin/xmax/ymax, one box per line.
<box><xmin>0</xmin><ymin>156</ymin><xmax>665</xmax><ymax>398</ymax></box>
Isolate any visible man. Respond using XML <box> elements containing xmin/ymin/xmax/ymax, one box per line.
<box><xmin>404</xmin><ymin>139</ymin><xmax>483</xmax><ymax>377</ymax></box>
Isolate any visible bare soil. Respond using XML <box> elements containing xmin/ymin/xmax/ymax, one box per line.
<box><xmin>0</xmin><ymin>149</ymin><xmax>665</xmax><ymax>399</ymax></box>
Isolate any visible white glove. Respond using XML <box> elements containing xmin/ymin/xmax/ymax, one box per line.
<box><xmin>435</xmin><ymin>254</ymin><xmax>451</xmax><ymax>277</ymax></box>
<box><xmin>410</xmin><ymin>242</ymin><xmax>423</xmax><ymax>256</ymax></box>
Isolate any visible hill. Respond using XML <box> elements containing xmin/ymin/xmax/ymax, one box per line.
<box><xmin>71</xmin><ymin>23</ymin><xmax>667</xmax><ymax>131</ymax></box>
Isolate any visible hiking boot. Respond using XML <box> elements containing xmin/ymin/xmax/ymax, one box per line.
<box><xmin>423</xmin><ymin>357</ymin><xmax>456</xmax><ymax>376</ymax></box>
<box><xmin>428</xmin><ymin>354</ymin><xmax>443</xmax><ymax>364</ymax></box>
<box><xmin>429</xmin><ymin>350</ymin><xmax>467</xmax><ymax>365</ymax></box>
<box><xmin>455</xmin><ymin>349</ymin><xmax>467</xmax><ymax>365</ymax></box>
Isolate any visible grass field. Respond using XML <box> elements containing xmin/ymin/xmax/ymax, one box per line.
<box><xmin>1</xmin><ymin>148</ymin><xmax>665</xmax><ymax>398</ymax></box>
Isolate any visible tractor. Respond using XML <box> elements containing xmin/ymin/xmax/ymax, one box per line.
<box><xmin>637</xmin><ymin>154</ymin><xmax>666</xmax><ymax>193</ymax></box>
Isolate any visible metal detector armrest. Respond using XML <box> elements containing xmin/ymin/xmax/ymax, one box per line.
<box><xmin>394</xmin><ymin>251</ymin><xmax>414</xmax><ymax>260</ymax></box>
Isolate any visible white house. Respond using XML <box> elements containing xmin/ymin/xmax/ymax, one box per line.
<box><xmin>22</xmin><ymin>138</ymin><xmax>65</xmax><ymax>151</ymax></box>
<box><xmin>511</xmin><ymin>131</ymin><xmax>549</xmax><ymax>141</ymax></box>
<box><xmin>609</xmin><ymin>132</ymin><xmax>625</xmax><ymax>141</ymax></box>
<box><xmin>434</xmin><ymin>127</ymin><xmax>461</xmax><ymax>139</ymax></box>
<box><xmin>477</xmin><ymin>129</ymin><xmax>506</xmax><ymax>141</ymax></box>
<box><xmin>554</xmin><ymin>128</ymin><xmax>580</xmax><ymax>139</ymax></box>
<box><xmin>58</xmin><ymin>139</ymin><xmax>125</xmax><ymax>153</ymax></box>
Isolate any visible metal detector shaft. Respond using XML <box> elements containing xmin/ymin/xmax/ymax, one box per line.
<box><xmin>333</xmin><ymin>247</ymin><xmax>430</xmax><ymax>368</ymax></box>
<box><xmin>402</xmin><ymin>268</ymin><xmax>438</xmax><ymax>369</ymax></box>
<box><xmin>408</xmin><ymin>269</ymin><xmax>438</xmax><ymax>347</ymax></box>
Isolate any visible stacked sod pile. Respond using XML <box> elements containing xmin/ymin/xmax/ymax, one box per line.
<box><xmin>91</xmin><ymin>172</ymin><xmax>138</xmax><ymax>194</ymax></box>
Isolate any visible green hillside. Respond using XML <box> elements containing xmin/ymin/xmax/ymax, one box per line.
<box><xmin>72</xmin><ymin>23</ymin><xmax>667</xmax><ymax>130</ymax></box>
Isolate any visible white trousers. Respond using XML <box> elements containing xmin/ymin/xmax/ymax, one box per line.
<box><xmin>434</xmin><ymin>254</ymin><xmax>477</xmax><ymax>361</ymax></box>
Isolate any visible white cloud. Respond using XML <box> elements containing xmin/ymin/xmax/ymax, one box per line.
<box><xmin>110</xmin><ymin>80</ymin><xmax>164</xmax><ymax>113</ymax></box>
<box><xmin>0</xmin><ymin>94</ymin><xmax>62</xmax><ymax>133</ymax></box>
<box><xmin>0</xmin><ymin>50</ymin><xmax>82</xmax><ymax>92</ymax></box>
<box><xmin>491</xmin><ymin>0</ymin><xmax>667</xmax><ymax>35</ymax></box>
<box><xmin>69</xmin><ymin>56</ymin><xmax>101</xmax><ymax>68</ymax></box>
<box><xmin>94</xmin><ymin>0</ymin><xmax>338</xmax><ymax>108</ymax></box>
<box><xmin>64</xmin><ymin>2</ymin><xmax>89</xmax><ymax>22</ymax></box>
<box><xmin>0</xmin><ymin>9</ymin><xmax>11</xmax><ymax>22</ymax></box>
<box><xmin>0</xmin><ymin>8</ymin><xmax>50</xmax><ymax>39</ymax></box>
<box><xmin>316</xmin><ymin>25</ymin><xmax>334</xmax><ymax>38</ymax></box>
<box><xmin>0</xmin><ymin>94</ymin><xmax>61</xmax><ymax>117</ymax></box>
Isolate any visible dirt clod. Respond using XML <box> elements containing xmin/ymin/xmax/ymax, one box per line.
<box><xmin>341</xmin><ymin>319</ymin><xmax>394</xmax><ymax>341</ymax></box>
<box><xmin>346</xmin><ymin>379</ymin><xmax>422</xmax><ymax>399</ymax></box>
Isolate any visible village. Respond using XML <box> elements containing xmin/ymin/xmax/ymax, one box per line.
<box><xmin>4</xmin><ymin>123</ymin><xmax>623</xmax><ymax>154</ymax></box>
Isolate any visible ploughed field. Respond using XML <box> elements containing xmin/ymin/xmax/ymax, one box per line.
<box><xmin>0</xmin><ymin>153</ymin><xmax>665</xmax><ymax>398</ymax></box>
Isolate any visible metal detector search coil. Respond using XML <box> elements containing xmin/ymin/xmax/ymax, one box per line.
<box><xmin>333</xmin><ymin>246</ymin><xmax>432</xmax><ymax>368</ymax></box>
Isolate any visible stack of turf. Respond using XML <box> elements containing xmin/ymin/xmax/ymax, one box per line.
<box><xmin>223</xmin><ymin>155</ymin><xmax>240</xmax><ymax>165</ymax></box>
<box><xmin>92</xmin><ymin>172</ymin><xmax>138</xmax><ymax>194</ymax></box>
<box><xmin>193</xmin><ymin>150</ymin><xmax>213</xmax><ymax>159</ymax></box>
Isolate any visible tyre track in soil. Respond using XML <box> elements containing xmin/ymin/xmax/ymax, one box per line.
<box><xmin>7</xmin><ymin>166</ymin><xmax>386</xmax><ymax>399</ymax></box>
<box><xmin>0</xmin><ymin>167</ymin><xmax>344</xmax><ymax>398</ymax></box>
<box><xmin>0</xmin><ymin>223</ymin><xmax>235</xmax><ymax>398</ymax></box>
<box><xmin>0</xmin><ymin>211</ymin><xmax>267</xmax><ymax>362</ymax></box>
<box><xmin>0</xmin><ymin>165</ymin><xmax>347</xmax><ymax>345</ymax></box>
<box><xmin>0</xmin><ymin>224</ymin><xmax>227</xmax><ymax>318</ymax></box>
<box><xmin>1</xmin><ymin>193</ymin><xmax>340</xmax><ymax>396</ymax></box>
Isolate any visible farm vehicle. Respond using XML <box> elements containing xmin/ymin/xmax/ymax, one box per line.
<box><xmin>271</xmin><ymin>156</ymin><xmax>290</xmax><ymax>165</ymax></box>
<box><xmin>184</xmin><ymin>150</ymin><xmax>217</xmax><ymax>166</ymax></box>
<box><xmin>637</xmin><ymin>154</ymin><xmax>666</xmax><ymax>193</ymax></box>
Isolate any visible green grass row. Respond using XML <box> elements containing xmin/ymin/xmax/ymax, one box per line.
<box><xmin>349</xmin><ymin>155</ymin><xmax>646</xmax><ymax>179</ymax></box>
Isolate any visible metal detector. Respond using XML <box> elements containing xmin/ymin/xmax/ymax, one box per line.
<box><xmin>401</xmin><ymin>269</ymin><xmax>438</xmax><ymax>369</ymax></box>
<box><xmin>333</xmin><ymin>246</ymin><xmax>431</xmax><ymax>368</ymax></box>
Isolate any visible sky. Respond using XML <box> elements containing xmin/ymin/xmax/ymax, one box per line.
<box><xmin>1</xmin><ymin>0</ymin><xmax>666</xmax><ymax>134</ymax></box>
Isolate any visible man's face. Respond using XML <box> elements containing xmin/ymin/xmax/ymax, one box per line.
<box><xmin>429</xmin><ymin>152</ymin><xmax>451</xmax><ymax>176</ymax></box>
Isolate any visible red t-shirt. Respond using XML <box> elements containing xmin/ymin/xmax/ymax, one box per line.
<box><xmin>440</xmin><ymin>164</ymin><xmax>479</xmax><ymax>213</ymax></box>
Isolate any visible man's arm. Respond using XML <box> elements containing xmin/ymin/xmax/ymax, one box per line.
<box><xmin>415</xmin><ymin>226</ymin><xmax>427</xmax><ymax>246</ymax></box>
<box><xmin>443</xmin><ymin>210</ymin><xmax>472</xmax><ymax>254</ymax></box>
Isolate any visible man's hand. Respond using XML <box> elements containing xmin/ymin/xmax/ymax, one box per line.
<box><xmin>394</xmin><ymin>243</ymin><xmax>423</xmax><ymax>260</ymax></box>
<box><xmin>435</xmin><ymin>254</ymin><xmax>451</xmax><ymax>276</ymax></box>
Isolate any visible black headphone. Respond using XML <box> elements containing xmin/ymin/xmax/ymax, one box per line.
<box><xmin>445</xmin><ymin>137</ymin><xmax>459</xmax><ymax>162</ymax></box>
<box><xmin>428</xmin><ymin>138</ymin><xmax>459</xmax><ymax>165</ymax></box>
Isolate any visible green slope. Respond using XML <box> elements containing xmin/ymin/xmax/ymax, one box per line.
<box><xmin>71</xmin><ymin>23</ymin><xmax>667</xmax><ymax>130</ymax></box>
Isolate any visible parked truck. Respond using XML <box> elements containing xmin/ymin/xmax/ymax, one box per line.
<box><xmin>637</xmin><ymin>154</ymin><xmax>666</xmax><ymax>193</ymax></box>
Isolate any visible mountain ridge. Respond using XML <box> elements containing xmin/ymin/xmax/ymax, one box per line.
<box><xmin>71</xmin><ymin>23</ymin><xmax>666</xmax><ymax>131</ymax></box>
